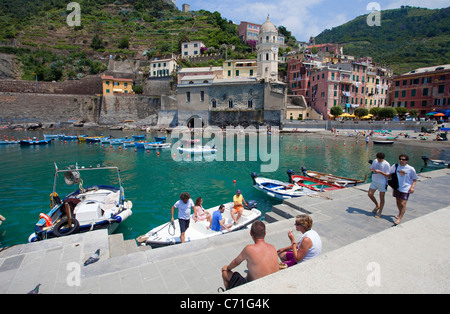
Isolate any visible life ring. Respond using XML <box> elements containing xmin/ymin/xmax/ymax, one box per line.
<box><xmin>39</xmin><ymin>213</ymin><xmax>53</xmax><ymax>227</ymax></box>
<box><xmin>52</xmin><ymin>216</ymin><xmax>80</xmax><ymax>237</ymax></box>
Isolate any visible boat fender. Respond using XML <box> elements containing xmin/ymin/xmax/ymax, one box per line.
<box><xmin>114</xmin><ymin>209</ymin><xmax>132</xmax><ymax>222</ymax></box>
<box><xmin>52</xmin><ymin>216</ymin><xmax>80</xmax><ymax>237</ymax></box>
<box><xmin>39</xmin><ymin>213</ymin><xmax>53</xmax><ymax>227</ymax></box>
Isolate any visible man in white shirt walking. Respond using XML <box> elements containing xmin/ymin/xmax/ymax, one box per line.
<box><xmin>368</xmin><ymin>152</ymin><xmax>391</xmax><ymax>218</ymax></box>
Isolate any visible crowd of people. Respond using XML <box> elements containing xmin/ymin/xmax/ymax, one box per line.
<box><xmin>169</xmin><ymin>151</ymin><xmax>418</xmax><ymax>290</ymax></box>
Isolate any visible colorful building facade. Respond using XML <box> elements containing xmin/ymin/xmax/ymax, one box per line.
<box><xmin>101</xmin><ymin>75</ymin><xmax>134</xmax><ymax>95</ymax></box>
<box><xmin>389</xmin><ymin>64</ymin><xmax>450</xmax><ymax>117</ymax></box>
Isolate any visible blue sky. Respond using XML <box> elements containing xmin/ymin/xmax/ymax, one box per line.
<box><xmin>177</xmin><ymin>0</ymin><xmax>449</xmax><ymax>41</ymax></box>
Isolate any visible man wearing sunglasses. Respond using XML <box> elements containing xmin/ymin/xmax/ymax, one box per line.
<box><xmin>389</xmin><ymin>154</ymin><xmax>418</xmax><ymax>225</ymax></box>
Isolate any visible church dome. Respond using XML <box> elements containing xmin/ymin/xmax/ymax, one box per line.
<box><xmin>260</xmin><ymin>16</ymin><xmax>277</xmax><ymax>34</ymax></box>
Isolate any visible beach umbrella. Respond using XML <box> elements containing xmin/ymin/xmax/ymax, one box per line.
<box><xmin>425</xmin><ymin>112</ymin><xmax>436</xmax><ymax>116</ymax></box>
<box><xmin>339</xmin><ymin>113</ymin><xmax>352</xmax><ymax>117</ymax></box>
<box><xmin>434</xmin><ymin>113</ymin><xmax>445</xmax><ymax>117</ymax></box>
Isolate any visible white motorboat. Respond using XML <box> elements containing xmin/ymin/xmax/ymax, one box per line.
<box><xmin>28</xmin><ymin>163</ymin><xmax>133</xmax><ymax>242</ymax></box>
<box><xmin>137</xmin><ymin>201</ymin><xmax>260</xmax><ymax>248</ymax></box>
<box><xmin>251</xmin><ymin>173</ymin><xmax>317</xmax><ymax>200</ymax></box>
<box><xmin>144</xmin><ymin>141</ymin><xmax>171</xmax><ymax>149</ymax></box>
<box><xmin>178</xmin><ymin>145</ymin><xmax>217</xmax><ymax>154</ymax></box>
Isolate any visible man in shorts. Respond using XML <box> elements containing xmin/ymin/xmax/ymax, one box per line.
<box><xmin>389</xmin><ymin>154</ymin><xmax>418</xmax><ymax>225</ymax></box>
<box><xmin>231</xmin><ymin>189</ymin><xmax>247</xmax><ymax>225</ymax></box>
<box><xmin>171</xmin><ymin>192</ymin><xmax>194</xmax><ymax>243</ymax></box>
<box><xmin>368</xmin><ymin>152</ymin><xmax>391</xmax><ymax>218</ymax></box>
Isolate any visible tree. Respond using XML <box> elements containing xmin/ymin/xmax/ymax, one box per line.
<box><xmin>90</xmin><ymin>34</ymin><xmax>104</xmax><ymax>50</ymax></box>
<box><xmin>409</xmin><ymin>109</ymin><xmax>418</xmax><ymax>118</ymax></box>
<box><xmin>118</xmin><ymin>37</ymin><xmax>129</xmax><ymax>49</ymax></box>
<box><xmin>330</xmin><ymin>106</ymin><xmax>343</xmax><ymax>117</ymax></box>
<box><xmin>354</xmin><ymin>107</ymin><xmax>369</xmax><ymax>118</ymax></box>
<box><xmin>378</xmin><ymin>107</ymin><xmax>396</xmax><ymax>120</ymax></box>
<box><xmin>394</xmin><ymin>107</ymin><xmax>408</xmax><ymax>119</ymax></box>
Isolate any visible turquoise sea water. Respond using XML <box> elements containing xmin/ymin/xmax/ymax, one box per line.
<box><xmin>0</xmin><ymin>128</ymin><xmax>448</xmax><ymax>248</ymax></box>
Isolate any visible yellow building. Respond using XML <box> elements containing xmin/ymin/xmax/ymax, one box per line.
<box><xmin>101</xmin><ymin>75</ymin><xmax>134</xmax><ymax>95</ymax></box>
<box><xmin>223</xmin><ymin>59</ymin><xmax>257</xmax><ymax>79</ymax></box>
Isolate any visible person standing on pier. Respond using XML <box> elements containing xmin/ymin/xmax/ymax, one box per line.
<box><xmin>171</xmin><ymin>192</ymin><xmax>194</xmax><ymax>243</ymax></box>
<box><xmin>389</xmin><ymin>154</ymin><xmax>418</xmax><ymax>225</ymax></box>
<box><xmin>368</xmin><ymin>152</ymin><xmax>391</xmax><ymax>218</ymax></box>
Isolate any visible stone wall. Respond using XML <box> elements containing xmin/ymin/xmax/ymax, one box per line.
<box><xmin>0</xmin><ymin>92</ymin><xmax>99</xmax><ymax>123</ymax></box>
<box><xmin>99</xmin><ymin>95</ymin><xmax>161</xmax><ymax>125</ymax></box>
<box><xmin>0</xmin><ymin>76</ymin><xmax>102</xmax><ymax>95</ymax></box>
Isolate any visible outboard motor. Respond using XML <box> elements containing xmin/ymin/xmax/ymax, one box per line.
<box><xmin>245</xmin><ymin>200</ymin><xmax>258</xmax><ymax>210</ymax></box>
<box><xmin>421</xmin><ymin>156</ymin><xmax>429</xmax><ymax>166</ymax></box>
<box><xmin>250</xmin><ymin>172</ymin><xmax>258</xmax><ymax>185</ymax></box>
<box><xmin>301</xmin><ymin>166</ymin><xmax>308</xmax><ymax>176</ymax></box>
<box><xmin>287</xmin><ymin>169</ymin><xmax>295</xmax><ymax>184</ymax></box>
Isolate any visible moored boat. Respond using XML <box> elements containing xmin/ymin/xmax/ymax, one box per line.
<box><xmin>28</xmin><ymin>163</ymin><xmax>133</xmax><ymax>243</ymax></box>
<box><xmin>144</xmin><ymin>141</ymin><xmax>171</xmax><ymax>149</ymax></box>
<box><xmin>178</xmin><ymin>145</ymin><xmax>217</xmax><ymax>154</ymax></box>
<box><xmin>19</xmin><ymin>138</ymin><xmax>52</xmax><ymax>146</ymax></box>
<box><xmin>373</xmin><ymin>140</ymin><xmax>394</xmax><ymax>145</ymax></box>
<box><xmin>44</xmin><ymin>134</ymin><xmax>64</xmax><ymax>140</ymax></box>
<box><xmin>421</xmin><ymin>156</ymin><xmax>449</xmax><ymax>169</ymax></box>
<box><xmin>287</xmin><ymin>169</ymin><xmax>344</xmax><ymax>191</ymax></box>
<box><xmin>251</xmin><ymin>173</ymin><xmax>317</xmax><ymax>199</ymax></box>
<box><xmin>0</xmin><ymin>140</ymin><xmax>19</xmax><ymax>145</ymax></box>
<box><xmin>301</xmin><ymin>167</ymin><xmax>366</xmax><ymax>187</ymax></box>
<box><xmin>137</xmin><ymin>201</ymin><xmax>260</xmax><ymax>248</ymax></box>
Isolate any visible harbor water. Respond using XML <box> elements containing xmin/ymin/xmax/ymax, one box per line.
<box><xmin>0</xmin><ymin>128</ymin><xmax>448</xmax><ymax>248</ymax></box>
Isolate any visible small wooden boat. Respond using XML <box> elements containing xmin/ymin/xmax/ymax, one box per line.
<box><xmin>28</xmin><ymin>163</ymin><xmax>133</xmax><ymax>243</ymax></box>
<box><xmin>110</xmin><ymin>138</ymin><xmax>126</xmax><ymax>145</ymax></box>
<box><xmin>62</xmin><ymin>135</ymin><xmax>78</xmax><ymax>140</ymax></box>
<box><xmin>137</xmin><ymin>201</ymin><xmax>260</xmax><ymax>248</ymax></box>
<box><xmin>178</xmin><ymin>145</ymin><xmax>217</xmax><ymax>154</ymax></box>
<box><xmin>123</xmin><ymin>141</ymin><xmax>136</xmax><ymax>148</ymax></box>
<box><xmin>134</xmin><ymin>141</ymin><xmax>145</xmax><ymax>149</ymax></box>
<box><xmin>301</xmin><ymin>167</ymin><xmax>366</xmax><ymax>187</ymax></box>
<box><xmin>85</xmin><ymin>137</ymin><xmax>102</xmax><ymax>143</ymax></box>
<box><xmin>19</xmin><ymin>139</ymin><xmax>52</xmax><ymax>146</ymax></box>
<box><xmin>251</xmin><ymin>173</ymin><xmax>317</xmax><ymax>200</ymax></box>
<box><xmin>144</xmin><ymin>141</ymin><xmax>171</xmax><ymax>149</ymax></box>
<box><xmin>287</xmin><ymin>169</ymin><xmax>344</xmax><ymax>192</ymax></box>
<box><xmin>373</xmin><ymin>140</ymin><xmax>394</xmax><ymax>145</ymax></box>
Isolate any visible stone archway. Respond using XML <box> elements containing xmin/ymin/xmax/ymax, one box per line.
<box><xmin>187</xmin><ymin>116</ymin><xmax>205</xmax><ymax>128</ymax></box>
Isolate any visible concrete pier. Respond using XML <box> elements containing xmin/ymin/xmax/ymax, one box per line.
<box><xmin>1</xmin><ymin>168</ymin><xmax>449</xmax><ymax>294</ymax></box>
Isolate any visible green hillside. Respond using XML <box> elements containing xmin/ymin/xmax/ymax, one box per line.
<box><xmin>0</xmin><ymin>0</ymin><xmax>262</xmax><ymax>81</ymax></box>
<box><xmin>315</xmin><ymin>6</ymin><xmax>450</xmax><ymax>75</ymax></box>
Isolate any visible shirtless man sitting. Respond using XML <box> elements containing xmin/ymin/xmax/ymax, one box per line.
<box><xmin>221</xmin><ymin>221</ymin><xmax>279</xmax><ymax>289</ymax></box>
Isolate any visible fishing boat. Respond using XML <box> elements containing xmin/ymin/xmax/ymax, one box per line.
<box><xmin>110</xmin><ymin>138</ymin><xmax>125</xmax><ymax>145</ymax></box>
<box><xmin>137</xmin><ymin>201</ymin><xmax>260</xmax><ymax>248</ymax></box>
<box><xmin>373</xmin><ymin>140</ymin><xmax>394</xmax><ymax>145</ymax></box>
<box><xmin>19</xmin><ymin>138</ymin><xmax>52</xmax><ymax>146</ymax></box>
<box><xmin>287</xmin><ymin>169</ymin><xmax>344</xmax><ymax>192</ymax></box>
<box><xmin>28</xmin><ymin>163</ymin><xmax>133</xmax><ymax>243</ymax></box>
<box><xmin>421</xmin><ymin>156</ymin><xmax>449</xmax><ymax>168</ymax></box>
<box><xmin>144</xmin><ymin>141</ymin><xmax>171</xmax><ymax>149</ymax></box>
<box><xmin>132</xmin><ymin>135</ymin><xmax>146</xmax><ymax>140</ymax></box>
<box><xmin>301</xmin><ymin>167</ymin><xmax>366</xmax><ymax>187</ymax></box>
<box><xmin>44</xmin><ymin>134</ymin><xmax>64</xmax><ymax>140</ymax></box>
<box><xmin>0</xmin><ymin>140</ymin><xmax>19</xmax><ymax>145</ymax></box>
<box><xmin>134</xmin><ymin>141</ymin><xmax>145</xmax><ymax>149</ymax></box>
<box><xmin>251</xmin><ymin>173</ymin><xmax>317</xmax><ymax>200</ymax></box>
<box><xmin>178</xmin><ymin>145</ymin><xmax>217</xmax><ymax>154</ymax></box>
<box><xmin>154</xmin><ymin>136</ymin><xmax>167</xmax><ymax>143</ymax></box>
<box><xmin>123</xmin><ymin>141</ymin><xmax>136</xmax><ymax>148</ymax></box>
<box><xmin>62</xmin><ymin>135</ymin><xmax>78</xmax><ymax>140</ymax></box>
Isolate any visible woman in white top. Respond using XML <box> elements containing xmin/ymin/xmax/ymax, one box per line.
<box><xmin>277</xmin><ymin>214</ymin><xmax>322</xmax><ymax>267</ymax></box>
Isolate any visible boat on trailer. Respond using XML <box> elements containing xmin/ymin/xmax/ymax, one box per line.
<box><xmin>137</xmin><ymin>201</ymin><xmax>260</xmax><ymax>248</ymax></box>
<box><xmin>28</xmin><ymin>163</ymin><xmax>133</xmax><ymax>242</ymax></box>
<box><xmin>251</xmin><ymin>173</ymin><xmax>317</xmax><ymax>200</ymax></box>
